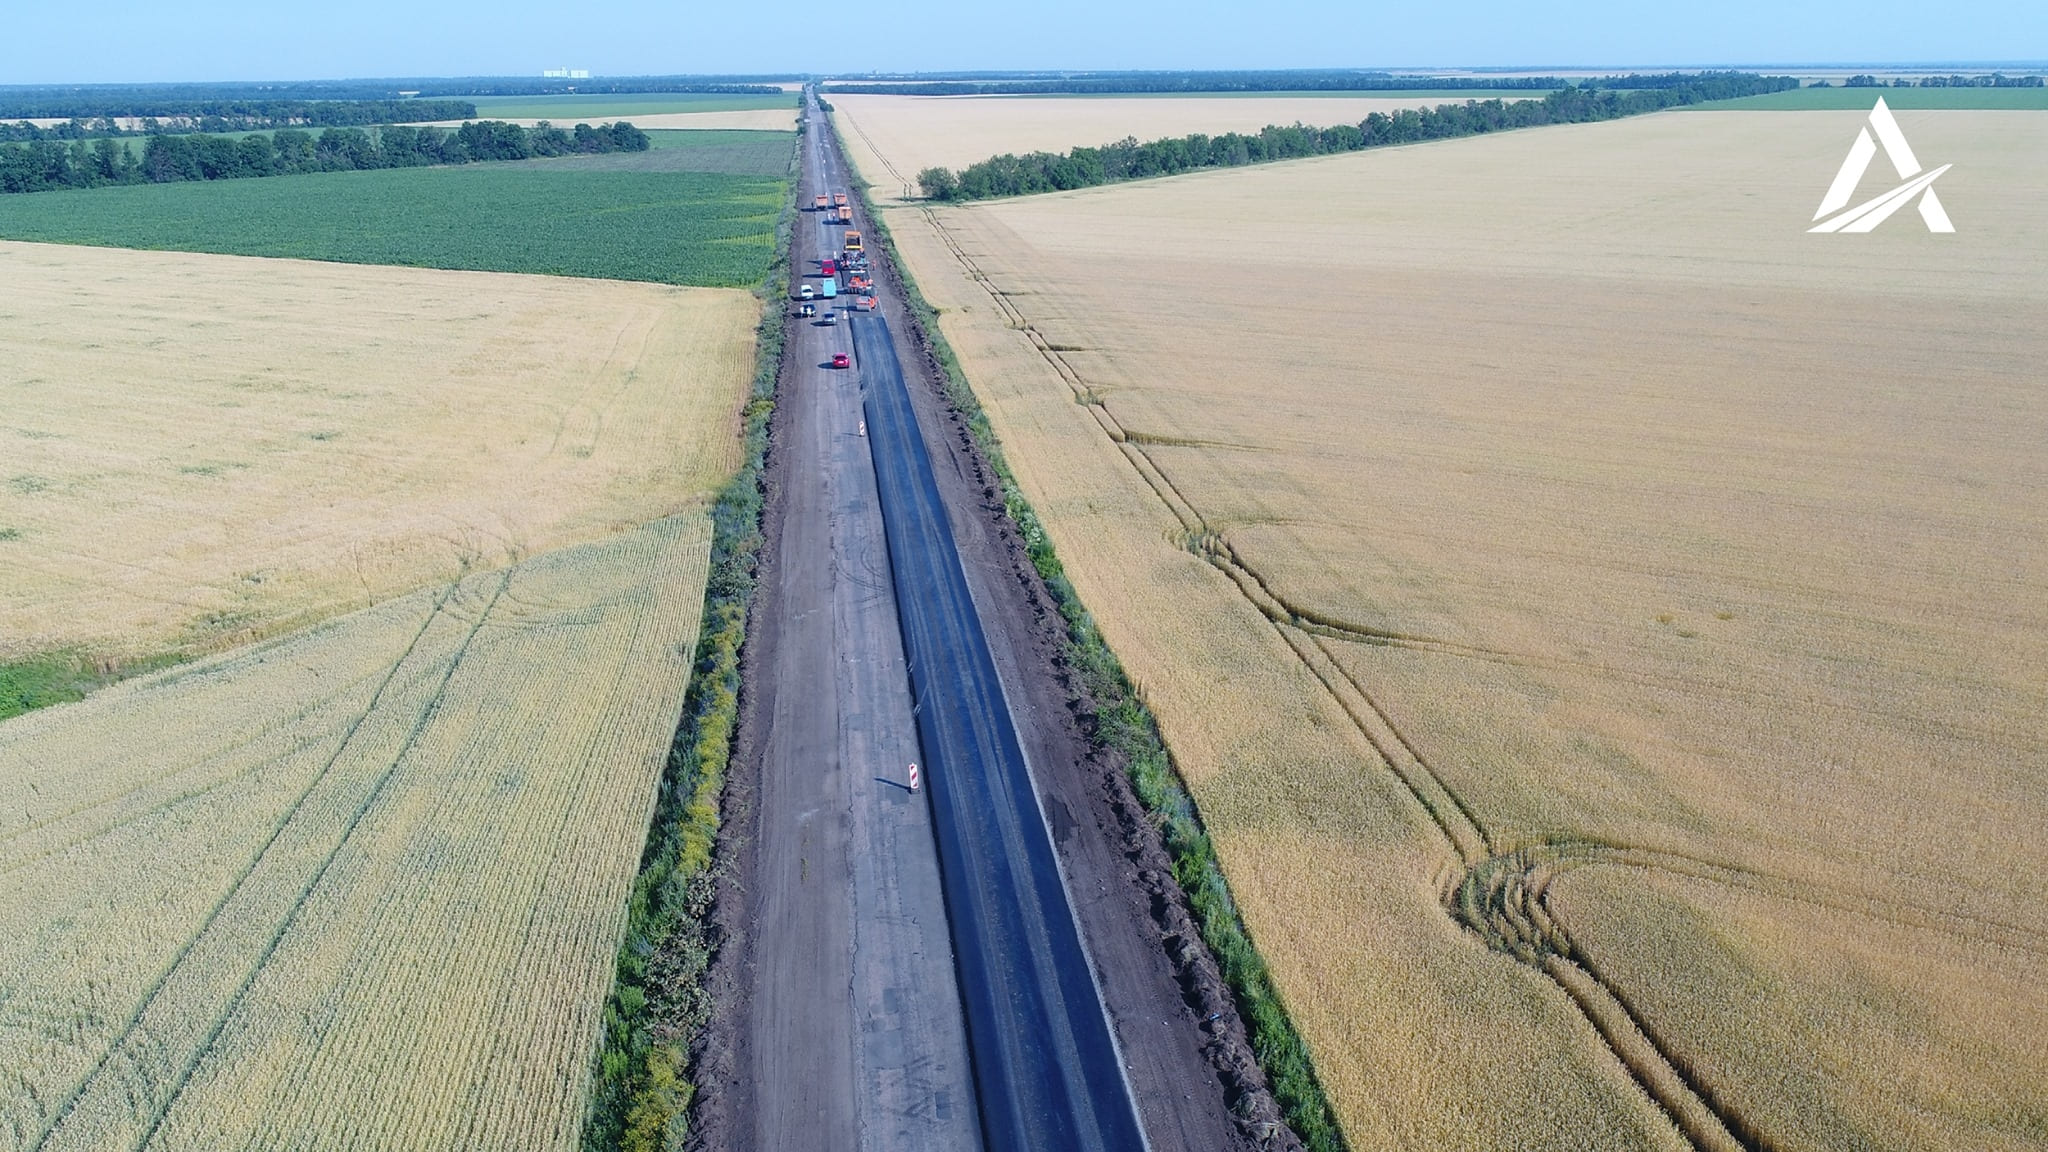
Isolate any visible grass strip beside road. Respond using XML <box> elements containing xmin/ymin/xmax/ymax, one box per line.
<box><xmin>840</xmin><ymin>133</ymin><xmax>1347</xmax><ymax>1152</ymax></box>
<box><xmin>580</xmin><ymin>128</ymin><xmax>798</xmax><ymax>1152</ymax></box>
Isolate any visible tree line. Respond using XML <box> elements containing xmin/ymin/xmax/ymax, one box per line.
<box><xmin>823</xmin><ymin>69</ymin><xmax>1798</xmax><ymax>97</ymax></box>
<box><xmin>917</xmin><ymin>75</ymin><xmax>1799</xmax><ymax>202</ymax></box>
<box><xmin>825</xmin><ymin>71</ymin><xmax>1571</xmax><ymax>96</ymax></box>
<box><xmin>1840</xmin><ymin>73</ymin><xmax>2044</xmax><ymax>88</ymax></box>
<box><xmin>0</xmin><ymin>120</ymin><xmax>649</xmax><ymax>195</ymax></box>
<box><xmin>0</xmin><ymin>98</ymin><xmax>475</xmax><ymax>131</ymax></box>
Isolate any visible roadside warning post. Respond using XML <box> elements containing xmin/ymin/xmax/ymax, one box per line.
<box><xmin>908</xmin><ymin>763</ymin><xmax>921</xmax><ymax>792</ymax></box>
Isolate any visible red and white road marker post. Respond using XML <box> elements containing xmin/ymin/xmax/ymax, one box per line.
<box><xmin>907</xmin><ymin>763</ymin><xmax>920</xmax><ymax>792</ymax></box>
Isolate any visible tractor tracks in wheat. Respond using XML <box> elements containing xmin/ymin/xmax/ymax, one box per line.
<box><xmin>914</xmin><ymin>202</ymin><xmax>1779</xmax><ymax>1152</ymax></box>
<box><xmin>30</xmin><ymin>570</ymin><xmax>509</xmax><ymax>1152</ymax></box>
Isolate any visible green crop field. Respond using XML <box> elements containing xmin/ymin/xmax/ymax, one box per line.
<box><xmin>569</xmin><ymin>128</ymin><xmax>796</xmax><ymax>175</ymax></box>
<box><xmin>1694</xmin><ymin>86</ymin><xmax>2048</xmax><ymax>109</ymax></box>
<box><xmin>0</xmin><ymin>155</ymin><xmax>790</xmax><ymax>287</ymax></box>
<box><xmin>466</xmin><ymin>91</ymin><xmax>797</xmax><ymax>119</ymax></box>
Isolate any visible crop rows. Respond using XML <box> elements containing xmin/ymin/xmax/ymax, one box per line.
<box><xmin>0</xmin><ymin>517</ymin><xmax>713</xmax><ymax>1152</ymax></box>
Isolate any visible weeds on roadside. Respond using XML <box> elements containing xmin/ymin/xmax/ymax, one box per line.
<box><xmin>583</xmin><ymin>126</ymin><xmax>800</xmax><ymax>1152</ymax></box>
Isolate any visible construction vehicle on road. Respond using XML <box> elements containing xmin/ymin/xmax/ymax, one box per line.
<box><xmin>833</xmin><ymin>192</ymin><xmax>848</xmax><ymax>208</ymax></box>
<box><xmin>843</xmin><ymin>230</ymin><xmax>863</xmax><ymax>252</ymax></box>
<box><xmin>813</xmin><ymin>194</ymin><xmax>829</xmax><ymax>211</ymax></box>
<box><xmin>836</xmin><ymin>204</ymin><xmax>853</xmax><ymax>224</ymax></box>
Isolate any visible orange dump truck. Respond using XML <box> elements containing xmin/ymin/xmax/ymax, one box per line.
<box><xmin>833</xmin><ymin>192</ymin><xmax>848</xmax><ymax>208</ymax></box>
<box><xmin>836</xmin><ymin>204</ymin><xmax>852</xmax><ymax>224</ymax></box>
<box><xmin>843</xmin><ymin>229</ymin><xmax>863</xmax><ymax>252</ymax></box>
<box><xmin>813</xmin><ymin>194</ymin><xmax>829</xmax><ymax>211</ymax></box>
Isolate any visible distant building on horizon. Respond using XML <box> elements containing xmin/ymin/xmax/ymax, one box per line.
<box><xmin>542</xmin><ymin>68</ymin><xmax>591</xmax><ymax>79</ymax></box>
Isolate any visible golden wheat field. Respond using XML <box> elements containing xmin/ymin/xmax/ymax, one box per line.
<box><xmin>0</xmin><ymin>515</ymin><xmax>710</xmax><ymax>1152</ymax></box>
<box><xmin>848</xmin><ymin>105</ymin><xmax>2048</xmax><ymax>1150</ymax></box>
<box><xmin>0</xmin><ymin>241</ymin><xmax>756</xmax><ymax>667</ymax></box>
<box><xmin>831</xmin><ymin>93</ymin><xmax>1537</xmax><ymax>200</ymax></box>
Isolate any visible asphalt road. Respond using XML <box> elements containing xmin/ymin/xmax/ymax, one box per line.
<box><xmin>850</xmin><ymin>304</ymin><xmax>1150</xmax><ymax>1152</ymax></box>
<box><xmin>736</xmin><ymin>114</ymin><xmax>980</xmax><ymax>1152</ymax></box>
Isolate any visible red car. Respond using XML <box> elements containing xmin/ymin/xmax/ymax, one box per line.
<box><xmin>832</xmin><ymin>352</ymin><xmax>850</xmax><ymax>369</ymax></box>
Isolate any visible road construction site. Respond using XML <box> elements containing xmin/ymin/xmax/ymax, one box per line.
<box><xmin>690</xmin><ymin>95</ymin><xmax>1288</xmax><ymax>1152</ymax></box>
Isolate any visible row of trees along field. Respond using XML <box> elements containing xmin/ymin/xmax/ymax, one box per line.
<box><xmin>917</xmin><ymin>73</ymin><xmax>1799</xmax><ymax>201</ymax></box>
<box><xmin>823</xmin><ymin>70</ymin><xmax>1573</xmax><ymax>95</ymax></box>
<box><xmin>0</xmin><ymin>120</ymin><xmax>649</xmax><ymax>194</ymax></box>
<box><xmin>1838</xmin><ymin>72</ymin><xmax>2044</xmax><ymax>87</ymax></box>
<box><xmin>0</xmin><ymin>100</ymin><xmax>478</xmax><ymax>142</ymax></box>
<box><xmin>824</xmin><ymin>69</ymin><xmax>1808</xmax><ymax>97</ymax></box>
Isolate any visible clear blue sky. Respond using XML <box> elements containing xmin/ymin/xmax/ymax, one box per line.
<box><xmin>2</xmin><ymin>0</ymin><xmax>2042</xmax><ymax>85</ymax></box>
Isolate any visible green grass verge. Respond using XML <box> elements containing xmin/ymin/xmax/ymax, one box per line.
<box><xmin>0</xmin><ymin>654</ymin><xmax>97</xmax><ymax>720</ymax></box>
<box><xmin>0</xmin><ymin>162</ymin><xmax>788</xmax><ymax>288</ymax></box>
<box><xmin>580</xmin><ymin>125</ymin><xmax>799</xmax><ymax>1152</ymax></box>
<box><xmin>468</xmin><ymin>92</ymin><xmax>797</xmax><ymax>120</ymax></box>
<box><xmin>834</xmin><ymin>119</ymin><xmax>1347</xmax><ymax>1152</ymax></box>
<box><xmin>0</xmin><ymin>651</ymin><xmax>184</xmax><ymax>722</ymax></box>
<box><xmin>1693</xmin><ymin>87</ymin><xmax>2048</xmax><ymax>110</ymax></box>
